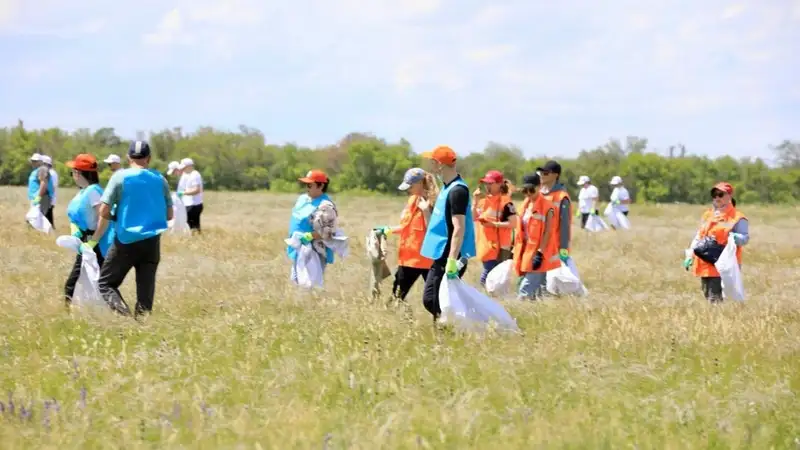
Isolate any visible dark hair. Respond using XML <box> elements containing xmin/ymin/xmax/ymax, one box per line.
<box><xmin>499</xmin><ymin>181</ymin><xmax>510</xmax><ymax>194</ymax></box>
<box><xmin>78</xmin><ymin>170</ymin><xmax>100</xmax><ymax>185</ymax></box>
<box><xmin>731</xmin><ymin>197</ymin><xmax>736</xmax><ymax>207</ymax></box>
<box><xmin>319</xmin><ymin>182</ymin><xmax>329</xmax><ymax>193</ymax></box>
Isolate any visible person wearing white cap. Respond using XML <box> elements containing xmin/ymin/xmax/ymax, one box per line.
<box><xmin>177</xmin><ymin>158</ymin><xmax>204</xmax><ymax>233</ymax></box>
<box><xmin>103</xmin><ymin>154</ymin><xmax>122</xmax><ymax>172</ymax></box>
<box><xmin>27</xmin><ymin>152</ymin><xmax>56</xmax><ymax>227</ymax></box>
<box><xmin>609</xmin><ymin>176</ymin><xmax>631</xmax><ymax>217</ymax></box>
<box><xmin>576</xmin><ymin>175</ymin><xmax>599</xmax><ymax>229</ymax></box>
<box><xmin>166</xmin><ymin>161</ymin><xmax>182</xmax><ymax>178</ymax></box>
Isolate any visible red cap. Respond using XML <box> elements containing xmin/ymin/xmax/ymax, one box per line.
<box><xmin>480</xmin><ymin>170</ymin><xmax>504</xmax><ymax>184</ymax></box>
<box><xmin>298</xmin><ymin>170</ymin><xmax>329</xmax><ymax>184</ymax></box>
<box><xmin>421</xmin><ymin>145</ymin><xmax>457</xmax><ymax>165</ymax></box>
<box><xmin>66</xmin><ymin>154</ymin><xmax>99</xmax><ymax>172</ymax></box>
<box><xmin>711</xmin><ymin>182</ymin><xmax>733</xmax><ymax>196</ymax></box>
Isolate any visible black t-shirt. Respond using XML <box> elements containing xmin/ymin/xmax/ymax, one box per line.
<box><xmin>436</xmin><ymin>175</ymin><xmax>470</xmax><ymax>265</ymax></box>
<box><xmin>501</xmin><ymin>202</ymin><xmax>516</xmax><ymax>221</ymax></box>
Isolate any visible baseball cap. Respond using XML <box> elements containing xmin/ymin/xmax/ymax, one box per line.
<box><xmin>711</xmin><ymin>182</ymin><xmax>733</xmax><ymax>196</ymax></box>
<box><xmin>298</xmin><ymin>169</ymin><xmax>329</xmax><ymax>184</ymax></box>
<box><xmin>167</xmin><ymin>161</ymin><xmax>180</xmax><ymax>175</ymax></box>
<box><xmin>577</xmin><ymin>175</ymin><xmax>590</xmax><ymax>185</ymax></box>
<box><xmin>40</xmin><ymin>155</ymin><xmax>53</xmax><ymax>165</ymax></box>
<box><xmin>104</xmin><ymin>154</ymin><xmax>121</xmax><ymax>164</ymax></box>
<box><xmin>398</xmin><ymin>167</ymin><xmax>426</xmax><ymax>190</ymax></box>
<box><xmin>421</xmin><ymin>145</ymin><xmax>457</xmax><ymax>165</ymax></box>
<box><xmin>129</xmin><ymin>140</ymin><xmax>151</xmax><ymax>159</ymax></box>
<box><xmin>520</xmin><ymin>173</ymin><xmax>541</xmax><ymax>189</ymax></box>
<box><xmin>179</xmin><ymin>158</ymin><xmax>194</xmax><ymax>169</ymax></box>
<box><xmin>610</xmin><ymin>175</ymin><xmax>622</xmax><ymax>185</ymax></box>
<box><xmin>536</xmin><ymin>160</ymin><xmax>561</xmax><ymax>174</ymax></box>
<box><xmin>66</xmin><ymin>154</ymin><xmax>99</xmax><ymax>172</ymax></box>
<box><xmin>480</xmin><ymin>170</ymin><xmax>504</xmax><ymax>184</ymax></box>
<box><xmin>30</xmin><ymin>153</ymin><xmax>42</xmax><ymax>162</ymax></box>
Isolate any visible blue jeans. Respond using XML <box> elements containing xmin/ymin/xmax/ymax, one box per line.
<box><xmin>479</xmin><ymin>260</ymin><xmax>501</xmax><ymax>286</ymax></box>
<box><xmin>518</xmin><ymin>272</ymin><xmax>547</xmax><ymax>300</ymax></box>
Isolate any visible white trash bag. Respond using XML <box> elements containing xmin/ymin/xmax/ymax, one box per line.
<box><xmin>585</xmin><ymin>214</ymin><xmax>609</xmax><ymax>232</ymax></box>
<box><xmin>168</xmin><ymin>193</ymin><xmax>190</xmax><ymax>233</ymax></box>
<box><xmin>485</xmin><ymin>259</ymin><xmax>514</xmax><ymax>296</ymax></box>
<box><xmin>26</xmin><ymin>206</ymin><xmax>52</xmax><ymax>234</ymax></box>
<box><xmin>546</xmin><ymin>259</ymin><xmax>588</xmax><ymax>296</ymax></box>
<box><xmin>285</xmin><ymin>232</ymin><xmax>324</xmax><ymax>288</ymax></box>
<box><xmin>439</xmin><ymin>277</ymin><xmax>520</xmax><ymax>332</ymax></box>
<box><xmin>715</xmin><ymin>235</ymin><xmax>745</xmax><ymax>301</ymax></box>
<box><xmin>604</xmin><ymin>203</ymin><xmax>630</xmax><ymax>230</ymax></box>
<box><xmin>55</xmin><ymin>235</ymin><xmax>105</xmax><ymax>308</ymax></box>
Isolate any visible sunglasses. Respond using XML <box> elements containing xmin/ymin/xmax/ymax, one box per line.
<box><xmin>521</xmin><ymin>187</ymin><xmax>537</xmax><ymax>194</ymax></box>
<box><xmin>711</xmin><ymin>191</ymin><xmax>726</xmax><ymax>199</ymax></box>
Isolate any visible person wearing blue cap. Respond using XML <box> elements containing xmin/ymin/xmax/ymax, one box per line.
<box><xmin>91</xmin><ymin>140</ymin><xmax>173</xmax><ymax>318</ymax></box>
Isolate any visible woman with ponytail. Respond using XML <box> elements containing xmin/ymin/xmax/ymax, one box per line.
<box><xmin>472</xmin><ymin>170</ymin><xmax>517</xmax><ymax>286</ymax></box>
<box><xmin>375</xmin><ymin>168</ymin><xmax>438</xmax><ymax>302</ymax></box>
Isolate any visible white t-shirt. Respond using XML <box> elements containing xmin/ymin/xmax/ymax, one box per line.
<box><xmin>578</xmin><ymin>184</ymin><xmax>599</xmax><ymax>213</ymax></box>
<box><xmin>179</xmin><ymin>170</ymin><xmax>204</xmax><ymax>206</ymax></box>
<box><xmin>79</xmin><ymin>187</ymin><xmax>103</xmax><ymax>229</ymax></box>
<box><xmin>49</xmin><ymin>169</ymin><xmax>59</xmax><ymax>205</ymax></box>
<box><xmin>610</xmin><ymin>186</ymin><xmax>630</xmax><ymax>212</ymax></box>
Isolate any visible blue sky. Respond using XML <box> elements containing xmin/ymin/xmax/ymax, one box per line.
<box><xmin>1</xmin><ymin>0</ymin><xmax>798</xmax><ymax>161</ymax></box>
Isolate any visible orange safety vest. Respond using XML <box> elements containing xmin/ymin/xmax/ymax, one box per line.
<box><xmin>397</xmin><ymin>195</ymin><xmax>434</xmax><ymax>270</ymax></box>
<box><xmin>693</xmin><ymin>206</ymin><xmax>746</xmax><ymax>278</ymax></box>
<box><xmin>541</xmin><ymin>188</ymin><xmax>571</xmax><ymax>252</ymax></box>
<box><xmin>513</xmin><ymin>195</ymin><xmax>561</xmax><ymax>276</ymax></box>
<box><xmin>475</xmin><ymin>194</ymin><xmax>514</xmax><ymax>262</ymax></box>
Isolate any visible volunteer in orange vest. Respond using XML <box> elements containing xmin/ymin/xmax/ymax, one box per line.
<box><xmin>513</xmin><ymin>173</ymin><xmax>561</xmax><ymax>299</ymax></box>
<box><xmin>472</xmin><ymin>170</ymin><xmax>517</xmax><ymax>286</ymax></box>
<box><xmin>375</xmin><ymin>168</ymin><xmax>438</xmax><ymax>302</ymax></box>
<box><xmin>537</xmin><ymin>160</ymin><xmax>572</xmax><ymax>264</ymax></box>
<box><xmin>683</xmin><ymin>182</ymin><xmax>749</xmax><ymax>302</ymax></box>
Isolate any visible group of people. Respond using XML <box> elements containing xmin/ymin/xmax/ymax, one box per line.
<box><xmin>575</xmin><ymin>175</ymin><xmax>631</xmax><ymax>229</ymax></box>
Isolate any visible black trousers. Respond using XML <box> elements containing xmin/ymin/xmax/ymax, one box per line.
<box><xmin>580</xmin><ymin>210</ymin><xmax>599</xmax><ymax>228</ymax></box>
<box><xmin>64</xmin><ymin>232</ymin><xmax>105</xmax><ymax>305</ymax></box>
<box><xmin>392</xmin><ymin>266</ymin><xmax>429</xmax><ymax>301</ymax></box>
<box><xmin>422</xmin><ymin>258</ymin><xmax>469</xmax><ymax>319</ymax></box>
<box><xmin>186</xmin><ymin>204</ymin><xmax>203</xmax><ymax>231</ymax></box>
<box><xmin>701</xmin><ymin>277</ymin><xmax>723</xmax><ymax>303</ymax></box>
<box><xmin>45</xmin><ymin>206</ymin><xmax>55</xmax><ymax>229</ymax></box>
<box><xmin>98</xmin><ymin>235</ymin><xmax>161</xmax><ymax>317</ymax></box>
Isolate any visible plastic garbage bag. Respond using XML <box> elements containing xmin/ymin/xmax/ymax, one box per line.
<box><xmin>715</xmin><ymin>235</ymin><xmax>745</xmax><ymax>301</ymax></box>
<box><xmin>168</xmin><ymin>193</ymin><xmax>190</xmax><ymax>233</ymax></box>
<box><xmin>438</xmin><ymin>277</ymin><xmax>520</xmax><ymax>332</ymax></box>
<box><xmin>26</xmin><ymin>206</ymin><xmax>52</xmax><ymax>234</ymax></box>
<box><xmin>285</xmin><ymin>234</ymin><xmax>324</xmax><ymax>288</ymax></box>
<box><xmin>603</xmin><ymin>204</ymin><xmax>630</xmax><ymax>230</ymax></box>
<box><xmin>546</xmin><ymin>259</ymin><xmax>587</xmax><ymax>295</ymax></box>
<box><xmin>366</xmin><ymin>229</ymin><xmax>392</xmax><ymax>298</ymax></box>
<box><xmin>55</xmin><ymin>235</ymin><xmax>105</xmax><ymax>308</ymax></box>
<box><xmin>585</xmin><ymin>214</ymin><xmax>609</xmax><ymax>232</ymax></box>
<box><xmin>485</xmin><ymin>259</ymin><xmax>514</xmax><ymax>296</ymax></box>
<box><xmin>616</xmin><ymin>211</ymin><xmax>631</xmax><ymax>229</ymax></box>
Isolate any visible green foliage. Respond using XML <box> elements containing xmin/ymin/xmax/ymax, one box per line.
<box><xmin>1</xmin><ymin>120</ymin><xmax>798</xmax><ymax>204</ymax></box>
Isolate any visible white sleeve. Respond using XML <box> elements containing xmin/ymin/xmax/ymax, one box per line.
<box><xmin>88</xmin><ymin>188</ymin><xmax>103</xmax><ymax>207</ymax></box>
<box><xmin>590</xmin><ymin>186</ymin><xmax>599</xmax><ymax>198</ymax></box>
<box><xmin>619</xmin><ymin>188</ymin><xmax>630</xmax><ymax>201</ymax></box>
<box><xmin>188</xmin><ymin>172</ymin><xmax>202</xmax><ymax>188</ymax></box>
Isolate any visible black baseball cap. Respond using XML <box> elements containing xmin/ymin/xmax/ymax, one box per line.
<box><xmin>128</xmin><ymin>140</ymin><xmax>151</xmax><ymax>159</ymax></box>
<box><xmin>521</xmin><ymin>173</ymin><xmax>541</xmax><ymax>189</ymax></box>
<box><xmin>536</xmin><ymin>160</ymin><xmax>561</xmax><ymax>174</ymax></box>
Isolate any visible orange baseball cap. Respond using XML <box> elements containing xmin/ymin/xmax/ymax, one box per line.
<box><xmin>66</xmin><ymin>154</ymin><xmax>99</xmax><ymax>172</ymax></box>
<box><xmin>711</xmin><ymin>182</ymin><xmax>733</xmax><ymax>195</ymax></box>
<box><xmin>421</xmin><ymin>145</ymin><xmax>457</xmax><ymax>165</ymax></box>
<box><xmin>298</xmin><ymin>169</ymin><xmax>329</xmax><ymax>184</ymax></box>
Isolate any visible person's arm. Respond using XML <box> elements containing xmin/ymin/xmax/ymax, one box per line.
<box><xmin>493</xmin><ymin>202</ymin><xmax>516</xmax><ymax>229</ymax></box>
<box><xmin>590</xmin><ymin>186</ymin><xmax>599</xmax><ymax>203</ymax></box>
<box><xmin>540</xmin><ymin>207</ymin><xmax>555</xmax><ymax>252</ymax></box>
<box><xmin>447</xmin><ymin>186</ymin><xmax>469</xmax><ymax>260</ymax></box>
<box><xmin>183</xmin><ymin>173</ymin><xmax>203</xmax><ymax>195</ymax></box>
<box><xmin>37</xmin><ymin>167</ymin><xmax>49</xmax><ymax>196</ymax></box>
<box><xmin>558</xmin><ymin>198</ymin><xmax>571</xmax><ymax>250</ymax></box>
<box><xmin>731</xmin><ymin>218</ymin><xmax>750</xmax><ymax>246</ymax></box>
<box><xmin>620</xmin><ymin>188</ymin><xmax>631</xmax><ymax>205</ymax></box>
<box><xmin>91</xmin><ymin>174</ymin><xmax>123</xmax><ymax>243</ymax></box>
<box><xmin>163</xmin><ymin>177</ymin><xmax>174</xmax><ymax>221</ymax></box>
<box><xmin>420</xmin><ymin>198</ymin><xmax>432</xmax><ymax>226</ymax></box>
<box><xmin>471</xmin><ymin>190</ymin><xmax>482</xmax><ymax>221</ymax></box>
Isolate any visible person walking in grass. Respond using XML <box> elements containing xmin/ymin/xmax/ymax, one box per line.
<box><xmin>576</xmin><ymin>175</ymin><xmax>599</xmax><ymax>229</ymax></box>
<box><xmin>177</xmin><ymin>158</ymin><xmax>204</xmax><ymax>234</ymax></box>
<box><xmin>472</xmin><ymin>169</ymin><xmax>517</xmax><ymax>287</ymax></box>
<box><xmin>43</xmin><ymin>156</ymin><xmax>59</xmax><ymax>223</ymax></box>
<box><xmin>537</xmin><ymin>160</ymin><xmax>572</xmax><ymax>266</ymax></box>
<box><xmin>93</xmin><ymin>141</ymin><xmax>173</xmax><ymax>318</ymax></box>
<box><xmin>27</xmin><ymin>152</ymin><xmax>55</xmax><ymax>227</ymax></box>
<box><xmin>63</xmin><ymin>154</ymin><xmax>113</xmax><ymax>307</ymax></box>
<box><xmin>608</xmin><ymin>176</ymin><xmax>631</xmax><ymax>224</ymax></box>
<box><xmin>419</xmin><ymin>145</ymin><xmax>476</xmax><ymax>325</ymax></box>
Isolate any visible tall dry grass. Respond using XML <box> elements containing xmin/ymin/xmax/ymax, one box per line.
<box><xmin>0</xmin><ymin>186</ymin><xmax>799</xmax><ymax>449</ymax></box>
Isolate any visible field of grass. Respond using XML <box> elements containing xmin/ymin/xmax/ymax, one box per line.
<box><xmin>1</xmin><ymin>185</ymin><xmax>799</xmax><ymax>449</ymax></box>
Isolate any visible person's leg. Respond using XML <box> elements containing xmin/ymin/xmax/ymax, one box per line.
<box><xmin>702</xmin><ymin>276</ymin><xmax>723</xmax><ymax>303</ymax></box>
<box><xmin>193</xmin><ymin>203</ymin><xmax>203</xmax><ymax>233</ymax></box>
<box><xmin>479</xmin><ymin>259</ymin><xmax>499</xmax><ymax>286</ymax></box>
<box><xmin>185</xmin><ymin>205</ymin><xmax>197</xmax><ymax>230</ymax></box>
<box><xmin>45</xmin><ymin>206</ymin><xmax>55</xmax><ymax>229</ymax></box>
<box><xmin>97</xmin><ymin>239</ymin><xmax>136</xmax><ymax>316</ymax></box>
<box><xmin>63</xmin><ymin>253</ymin><xmax>82</xmax><ymax>306</ymax></box>
<box><xmin>392</xmin><ymin>266</ymin><xmax>424</xmax><ymax>302</ymax></box>
<box><xmin>518</xmin><ymin>272</ymin><xmax>547</xmax><ymax>300</ymax></box>
<box><xmin>422</xmin><ymin>263</ymin><xmax>446</xmax><ymax>319</ymax></box>
<box><xmin>622</xmin><ymin>211</ymin><xmax>629</xmax><ymax>216</ymax></box>
<box><xmin>581</xmin><ymin>213</ymin><xmax>589</xmax><ymax>228</ymax></box>
<box><xmin>133</xmin><ymin>236</ymin><xmax>161</xmax><ymax>317</ymax></box>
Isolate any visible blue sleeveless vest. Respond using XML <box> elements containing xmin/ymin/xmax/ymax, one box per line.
<box><xmin>28</xmin><ymin>168</ymin><xmax>54</xmax><ymax>200</ymax></box>
<box><xmin>420</xmin><ymin>177</ymin><xmax>477</xmax><ymax>260</ymax></box>
<box><xmin>66</xmin><ymin>184</ymin><xmax>113</xmax><ymax>256</ymax></box>
<box><xmin>287</xmin><ymin>193</ymin><xmax>335</xmax><ymax>264</ymax></box>
<box><xmin>113</xmin><ymin>168</ymin><xmax>169</xmax><ymax>244</ymax></box>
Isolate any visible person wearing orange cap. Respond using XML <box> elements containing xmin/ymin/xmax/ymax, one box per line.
<box><xmin>537</xmin><ymin>160</ymin><xmax>572</xmax><ymax>265</ymax></box>
<box><xmin>287</xmin><ymin>169</ymin><xmax>339</xmax><ymax>284</ymax></box>
<box><xmin>419</xmin><ymin>145</ymin><xmax>476</xmax><ymax>324</ymax></box>
<box><xmin>63</xmin><ymin>154</ymin><xmax>113</xmax><ymax>307</ymax></box>
<box><xmin>683</xmin><ymin>182</ymin><xmax>749</xmax><ymax>302</ymax></box>
<box><xmin>472</xmin><ymin>169</ymin><xmax>517</xmax><ymax>286</ymax></box>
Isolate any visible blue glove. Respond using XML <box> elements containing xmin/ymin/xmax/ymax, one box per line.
<box><xmin>176</xmin><ymin>191</ymin><xmax>184</xmax><ymax>198</ymax></box>
<box><xmin>730</xmin><ymin>233</ymin><xmax>745</xmax><ymax>246</ymax></box>
<box><xmin>299</xmin><ymin>232</ymin><xmax>314</xmax><ymax>245</ymax></box>
<box><xmin>682</xmin><ymin>257</ymin><xmax>693</xmax><ymax>270</ymax></box>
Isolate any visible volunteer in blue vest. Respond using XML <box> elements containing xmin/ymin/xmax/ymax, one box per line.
<box><xmin>93</xmin><ymin>141</ymin><xmax>173</xmax><ymax>318</ymax></box>
<box><xmin>27</xmin><ymin>152</ymin><xmax>55</xmax><ymax>226</ymax></box>
<box><xmin>63</xmin><ymin>153</ymin><xmax>113</xmax><ymax>307</ymax></box>
<box><xmin>286</xmin><ymin>170</ymin><xmax>339</xmax><ymax>284</ymax></box>
<box><xmin>419</xmin><ymin>145</ymin><xmax>476</xmax><ymax>325</ymax></box>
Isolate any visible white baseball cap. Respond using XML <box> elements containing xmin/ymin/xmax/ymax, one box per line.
<box><xmin>178</xmin><ymin>157</ymin><xmax>194</xmax><ymax>169</ymax></box>
<box><xmin>577</xmin><ymin>175</ymin><xmax>590</xmax><ymax>185</ymax></box>
<box><xmin>166</xmin><ymin>161</ymin><xmax>180</xmax><ymax>175</ymax></box>
<box><xmin>610</xmin><ymin>176</ymin><xmax>623</xmax><ymax>185</ymax></box>
<box><xmin>104</xmin><ymin>154</ymin><xmax>121</xmax><ymax>164</ymax></box>
<box><xmin>30</xmin><ymin>153</ymin><xmax>42</xmax><ymax>161</ymax></box>
<box><xmin>40</xmin><ymin>155</ymin><xmax>53</xmax><ymax>165</ymax></box>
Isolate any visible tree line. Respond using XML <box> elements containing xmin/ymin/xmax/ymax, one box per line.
<box><xmin>1</xmin><ymin>120</ymin><xmax>798</xmax><ymax>204</ymax></box>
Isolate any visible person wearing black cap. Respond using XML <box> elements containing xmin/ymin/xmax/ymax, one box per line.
<box><xmin>537</xmin><ymin>160</ymin><xmax>572</xmax><ymax>266</ymax></box>
<box><xmin>93</xmin><ymin>140</ymin><xmax>174</xmax><ymax>318</ymax></box>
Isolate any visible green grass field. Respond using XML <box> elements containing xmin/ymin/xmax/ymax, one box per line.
<box><xmin>1</xmin><ymin>186</ymin><xmax>799</xmax><ymax>449</ymax></box>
